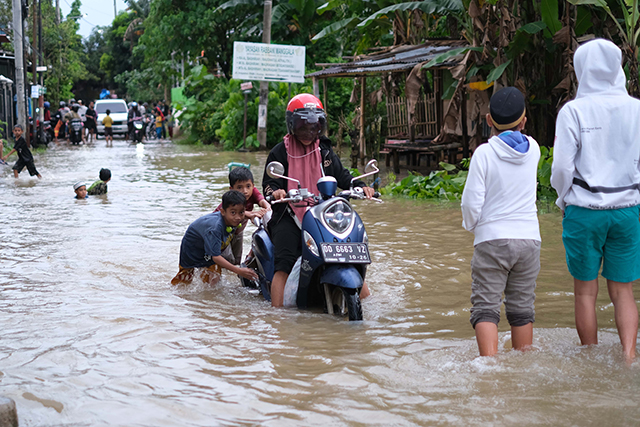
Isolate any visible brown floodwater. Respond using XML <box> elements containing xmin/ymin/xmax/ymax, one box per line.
<box><xmin>1</xmin><ymin>139</ymin><xmax>639</xmax><ymax>426</ymax></box>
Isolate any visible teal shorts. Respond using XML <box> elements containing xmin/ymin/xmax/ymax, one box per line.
<box><xmin>562</xmin><ymin>205</ymin><xmax>640</xmax><ymax>282</ymax></box>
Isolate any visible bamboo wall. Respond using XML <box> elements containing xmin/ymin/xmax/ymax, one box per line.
<box><xmin>386</xmin><ymin>92</ymin><xmax>438</xmax><ymax>140</ymax></box>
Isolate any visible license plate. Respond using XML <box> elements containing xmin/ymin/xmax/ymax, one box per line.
<box><xmin>320</xmin><ymin>243</ymin><xmax>370</xmax><ymax>263</ymax></box>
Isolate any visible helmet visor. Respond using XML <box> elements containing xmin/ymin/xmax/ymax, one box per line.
<box><xmin>291</xmin><ymin>109</ymin><xmax>326</xmax><ymax>141</ymax></box>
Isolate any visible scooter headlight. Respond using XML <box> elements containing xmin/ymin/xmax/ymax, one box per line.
<box><xmin>303</xmin><ymin>230</ymin><xmax>319</xmax><ymax>257</ymax></box>
<box><xmin>323</xmin><ymin>200</ymin><xmax>353</xmax><ymax>234</ymax></box>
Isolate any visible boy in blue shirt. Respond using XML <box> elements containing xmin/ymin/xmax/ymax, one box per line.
<box><xmin>171</xmin><ymin>190</ymin><xmax>258</xmax><ymax>286</ymax></box>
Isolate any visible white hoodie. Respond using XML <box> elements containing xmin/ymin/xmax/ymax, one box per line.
<box><xmin>551</xmin><ymin>38</ymin><xmax>640</xmax><ymax>210</ymax></box>
<box><xmin>461</xmin><ymin>135</ymin><xmax>541</xmax><ymax>245</ymax></box>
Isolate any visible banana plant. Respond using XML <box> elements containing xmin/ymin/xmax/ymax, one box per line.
<box><xmin>312</xmin><ymin>0</ymin><xmax>468</xmax><ymax>52</ymax></box>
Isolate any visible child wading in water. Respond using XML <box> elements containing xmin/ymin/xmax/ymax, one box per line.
<box><xmin>171</xmin><ymin>190</ymin><xmax>258</xmax><ymax>286</ymax></box>
<box><xmin>552</xmin><ymin>39</ymin><xmax>640</xmax><ymax>361</ymax></box>
<box><xmin>461</xmin><ymin>87</ymin><xmax>541</xmax><ymax>357</ymax></box>
<box><xmin>1</xmin><ymin>124</ymin><xmax>42</xmax><ymax>179</ymax></box>
<box><xmin>73</xmin><ymin>182</ymin><xmax>88</xmax><ymax>199</ymax></box>
<box><xmin>88</xmin><ymin>168</ymin><xmax>111</xmax><ymax>195</ymax></box>
<box><xmin>213</xmin><ymin>167</ymin><xmax>271</xmax><ymax>265</ymax></box>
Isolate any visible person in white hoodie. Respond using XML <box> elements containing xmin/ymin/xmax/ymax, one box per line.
<box><xmin>551</xmin><ymin>38</ymin><xmax>640</xmax><ymax>361</ymax></box>
<box><xmin>461</xmin><ymin>87</ymin><xmax>541</xmax><ymax>356</ymax></box>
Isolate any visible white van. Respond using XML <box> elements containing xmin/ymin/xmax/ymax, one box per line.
<box><xmin>95</xmin><ymin>99</ymin><xmax>129</xmax><ymax>136</ymax></box>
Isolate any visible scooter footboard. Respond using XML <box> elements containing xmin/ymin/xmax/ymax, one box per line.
<box><xmin>319</xmin><ymin>265</ymin><xmax>363</xmax><ymax>290</ymax></box>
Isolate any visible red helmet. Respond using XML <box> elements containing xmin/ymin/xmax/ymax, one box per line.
<box><xmin>286</xmin><ymin>93</ymin><xmax>327</xmax><ymax>141</ymax></box>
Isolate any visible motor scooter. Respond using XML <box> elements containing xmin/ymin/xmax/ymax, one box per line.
<box><xmin>131</xmin><ymin>117</ymin><xmax>145</xmax><ymax>143</ymax></box>
<box><xmin>69</xmin><ymin>118</ymin><xmax>83</xmax><ymax>145</ymax></box>
<box><xmin>241</xmin><ymin>159</ymin><xmax>381</xmax><ymax>320</ymax></box>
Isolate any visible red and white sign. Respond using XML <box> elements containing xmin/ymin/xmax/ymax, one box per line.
<box><xmin>240</xmin><ymin>82</ymin><xmax>253</xmax><ymax>91</ymax></box>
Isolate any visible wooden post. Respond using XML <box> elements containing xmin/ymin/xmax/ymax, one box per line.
<box><xmin>323</xmin><ymin>78</ymin><xmax>328</xmax><ymax>122</ymax></box>
<box><xmin>393</xmin><ymin>148</ymin><xmax>399</xmax><ymax>174</ymax></box>
<box><xmin>461</xmin><ymin>86</ymin><xmax>469</xmax><ymax>159</ymax></box>
<box><xmin>406</xmin><ymin>94</ymin><xmax>414</xmax><ymax>143</ymax></box>
<box><xmin>257</xmin><ymin>0</ymin><xmax>272</xmax><ymax>149</ymax></box>
<box><xmin>243</xmin><ymin>92</ymin><xmax>248</xmax><ymax>148</ymax></box>
<box><xmin>359</xmin><ymin>77</ymin><xmax>366</xmax><ymax>165</ymax></box>
<box><xmin>322</xmin><ymin>78</ymin><xmax>329</xmax><ymax>137</ymax></box>
<box><xmin>435</xmin><ymin>69</ymin><xmax>443</xmax><ymax>137</ymax></box>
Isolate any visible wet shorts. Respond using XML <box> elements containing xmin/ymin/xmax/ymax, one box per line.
<box><xmin>470</xmin><ymin>239</ymin><xmax>541</xmax><ymax>328</ymax></box>
<box><xmin>171</xmin><ymin>264</ymin><xmax>222</xmax><ymax>286</ymax></box>
<box><xmin>104</xmin><ymin>127</ymin><xmax>113</xmax><ymax>136</ymax></box>
<box><xmin>13</xmin><ymin>159</ymin><xmax>39</xmax><ymax>176</ymax></box>
<box><xmin>562</xmin><ymin>204</ymin><xmax>640</xmax><ymax>282</ymax></box>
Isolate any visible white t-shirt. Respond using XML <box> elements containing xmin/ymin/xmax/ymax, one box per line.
<box><xmin>78</xmin><ymin>105</ymin><xmax>88</xmax><ymax>122</ymax></box>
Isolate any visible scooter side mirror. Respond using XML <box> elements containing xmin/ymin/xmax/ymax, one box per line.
<box><xmin>266</xmin><ymin>161</ymin><xmax>285</xmax><ymax>178</ymax></box>
<box><xmin>364</xmin><ymin>159</ymin><xmax>378</xmax><ymax>174</ymax></box>
<box><xmin>266</xmin><ymin>161</ymin><xmax>302</xmax><ymax>188</ymax></box>
<box><xmin>350</xmin><ymin>158</ymin><xmax>380</xmax><ymax>186</ymax></box>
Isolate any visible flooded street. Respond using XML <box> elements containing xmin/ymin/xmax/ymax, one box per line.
<box><xmin>1</xmin><ymin>139</ymin><xmax>639</xmax><ymax>426</ymax></box>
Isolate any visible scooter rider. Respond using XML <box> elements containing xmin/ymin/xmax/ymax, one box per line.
<box><xmin>128</xmin><ymin>102</ymin><xmax>142</xmax><ymax>140</ymax></box>
<box><xmin>54</xmin><ymin>101</ymin><xmax>68</xmax><ymax>142</ymax></box>
<box><xmin>262</xmin><ymin>93</ymin><xmax>375</xmax><ymax>307</ymax></box>
<box><xmin>64</xmin><ymin>104</ymin><xmax>81</xmax><ymax>122</ymax></box>
<box><xmin>65</xmin><ymin>104</ymin><xmax>82</xmax><ymax>144</ymax></box>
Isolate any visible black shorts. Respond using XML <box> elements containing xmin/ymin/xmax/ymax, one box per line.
<box><xmin>13</xmin><ymin>158</ymin><xmax>39</xmax><ymax>176</ymax></box>
<box><xmin>85</xmin><ymin>120</ymin><xmax>96</xmax><ymax>131</ymax></box>
<box><xmin>268</xmin><ymin>210</ymin><xmax>301</xmax><ymax>274</ymax></box>
<box><xmin>104</xmin><ymin>127</ymin><xmax>113</xmax><ymax>136</ymax></box>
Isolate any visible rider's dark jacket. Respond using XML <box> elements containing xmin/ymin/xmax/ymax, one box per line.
<box><xmin>262</xmin><ymin>136</ymin><xmax>365</xmax><ymax>226</ymax></box>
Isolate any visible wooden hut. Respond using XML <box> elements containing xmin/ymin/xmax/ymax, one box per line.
<box><xmin>306</xmin><ymin>40</ymin><xmax>473</xmax><ymax>173</ymax></box>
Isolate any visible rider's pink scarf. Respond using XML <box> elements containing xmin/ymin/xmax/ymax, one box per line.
<box><xmin>284</xmin><ymin>134</ymin><xmax>323</xmax><ymax>224</ymax></box>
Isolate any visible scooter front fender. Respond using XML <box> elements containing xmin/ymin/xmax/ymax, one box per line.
<box><xmin>253</xmin><ymin>228</ymin><xmax>275</xmax><ymax>282</ymax></box>
<box><xmin>319</xmin><ymin>265</ymin><xmax>363</xmax><ymax>290</ymax></box>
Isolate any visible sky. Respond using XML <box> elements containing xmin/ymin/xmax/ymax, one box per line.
<box><xmin>59</xmin><ymin>0</ymin><xmax>129</xmax><ymax>38</ymax></box>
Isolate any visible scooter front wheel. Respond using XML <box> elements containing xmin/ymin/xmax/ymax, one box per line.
<box><xmin>342</xmin><ymin>288</ymin><xmax>363</xmax><ymax>321</ymax></box>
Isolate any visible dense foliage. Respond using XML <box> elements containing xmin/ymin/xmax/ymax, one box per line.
<box><xmin>381</xmin><ymin>148</ymin><xmax>557</xmax><ymax>204</ymax></box>
<box><xmin>6</xmin><ymin>0</ymin><xmax>640</xmax><ymax>155</ymax></box>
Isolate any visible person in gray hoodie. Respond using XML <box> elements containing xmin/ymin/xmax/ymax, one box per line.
<box><xmin>461</xmin><ymin>87</ymin><xmax>541</xmax><ymax>356</ymax></box>
<box><xmin>552</xmin><ymin>38</ymin><xmax>640</xmax><ymax>361</ymax></box>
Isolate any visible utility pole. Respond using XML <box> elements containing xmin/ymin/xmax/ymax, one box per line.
<box><xmin>256</xmin><ymin>0</ymin><xmax>272</xmax><ymax>149</ymax></box>
<box><xmin>56</xmin><ymin>0</ymin><xmax>60</xmax><ymax>24</ymax></box>
<box><xmin>12</xmin><ymin>0</ymin><xmax>27</xmax><ymax>135</ymax></box>
<box><xmin>33</xmin><ymin>0</ymin><xmax>38</xmax><ymax>146</ymax></box>
<box><xmin>114</xmin><ymin>0</ymin><xmax>117</xmax><ymax>18</ymax></box>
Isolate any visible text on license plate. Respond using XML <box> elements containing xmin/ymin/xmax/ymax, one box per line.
<box><xmin>320</xmin><ymin>243</ymin><xmax>370</xmax><ymax>263</ymax></box>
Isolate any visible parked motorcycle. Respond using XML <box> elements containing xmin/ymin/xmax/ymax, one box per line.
<box><xmin>69</xmin><ymin>118</ymin><xmax>83</xmax><ymax>145</ymax></box>
<box><xmin>241</xmin><ymin>159</ymin><xmax>381</xmax><ymax>320</ymax></box>
<box><xmin>42</xmin><ymin>120</ymin><xmax>53</xmax><ymax>145</ymax></box>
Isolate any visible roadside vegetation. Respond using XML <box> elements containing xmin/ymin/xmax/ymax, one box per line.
<box><xmin>382</xmin><ymin>146</ymin><xmax>557</xmax><ymax>206</ymax></box>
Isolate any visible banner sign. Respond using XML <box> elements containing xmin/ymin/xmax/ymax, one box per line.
<box><xmin>232</xmin><ymin>42</ymin><xmax>306</xmax><ymax>84</ymax></box>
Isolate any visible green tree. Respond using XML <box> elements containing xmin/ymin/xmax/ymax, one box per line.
<box><xmin>41</xmin><ymin>0</ymin><xmax>88</xmax><ymax>102</ymax></box>
<box><xmin>99</xmin><ymin>10</ymin><xmax>142</xmax><ymax>96</ymax></box>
